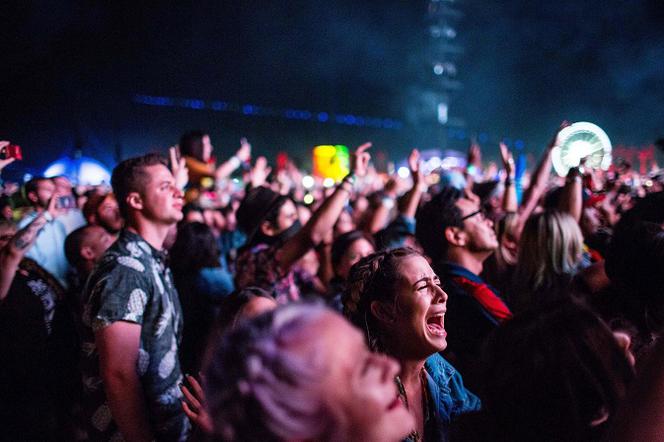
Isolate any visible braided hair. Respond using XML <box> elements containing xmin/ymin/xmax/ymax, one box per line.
<box><xmin>342</xmin><ymin>247</ymin><xmax>420</xmax><ymax>351</ymax></box>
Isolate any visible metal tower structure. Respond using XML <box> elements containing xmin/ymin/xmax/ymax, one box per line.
<box><xmin>426</xmin><ymin>0</ymin><xmax>464</xmax><ymax>149</ymax></box>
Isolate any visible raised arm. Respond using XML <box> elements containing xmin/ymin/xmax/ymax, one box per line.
<box><xmin>557</xmin><ymin>166</ymin><xmax>583</xmax><ymax>222</ymax></box>
<box><xmin>400</xmin><ymin>148</ymin><xmax>427</xmax><ymax>219</ymax></box>
<box><xmin>464</xmin><ymin>141</ymin><xmax>482</xmax><ymax>192</ymax></box>
<box><xmin>276</xmin><ymin>142</ymin><xmax>371</xmax><ymax>271</ymax></box>
<box><xmin>215</xmin><ymin>138</ymin><xmax>252</xmax><ymax>181</ymax></box>
<box><xmin>0</xmin><ymin>199</ymin><xmax>54</xmax><ymax>302</ymax></box>
<box><xmin>367</xmin><ymin>177</ymin><xmax>397</xmax><ymax>234</ymax></box>
<box><xmin>516</xmin><ymin>123</ymin><xmax>569</xmax><ymax>233</ymax></box>
<box><xmin>499</xmin><ymin>142</ymin><xmax>517</xmax><ymax>213</ymax></box>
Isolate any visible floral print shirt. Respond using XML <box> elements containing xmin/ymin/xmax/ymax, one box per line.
<box><xmin>235</xmin><ymin>243</ymin><xmax>301</xmax><ymax>303</ymax></box>
<box><xmin>79</xmin><ymin>230</ymin><xmax>189</xmax><ymax>441</ymax></box>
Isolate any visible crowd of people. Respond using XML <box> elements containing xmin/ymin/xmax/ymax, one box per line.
<box><xmin>0</xmin><ymin>126</ymin><xmax>663</xmax><ymax>441</ymax></box>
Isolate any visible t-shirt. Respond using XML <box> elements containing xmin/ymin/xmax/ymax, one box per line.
<box><xmin>79</xmin><ymin>230</ymin><xmax>190</xmax><ymax>441</ymax></box>
<box><xmin>18</xmin><ymin>211</ymin><xmax>73</xmax><ymax>289</ymax></box>
<box><xmin>0</xmin><ymin>258</ymin><xmax>78</xmax><ymax>440</ymax></box>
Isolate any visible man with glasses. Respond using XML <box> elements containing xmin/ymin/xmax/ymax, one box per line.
<box><xmin>416</xmin><ymin>186</ymin><xmax>512</xmax><ymax>390</ymax></box>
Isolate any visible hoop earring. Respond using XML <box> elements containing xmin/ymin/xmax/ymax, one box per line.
<box><xmin>364</xmin><ymin>310</ymin><xmax>379</xmax><ymax>351</ymax></box>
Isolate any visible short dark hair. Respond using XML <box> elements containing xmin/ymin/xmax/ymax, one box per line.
<box><xmin>170</xmin><ymin>222</ymin><xmax>221</xmax><ymax>275</ymax></box>
<box><xmin>111</xmin><ymin>153</ymin><xmax>168</xmax><ymax>219</ymax></box>
<box><xmin>64</xmin><ymin>225</ymin><xmax>95</xmax><ymax>269</ymax></box>
<box><xmin>179</xmin><ymin>130</ymin><xmax>207</xmax><ymax>162</ymax></box>
<box><xmin>24</xmin><ymin>177</ymin><xmax>52</xmax><ymax>205</ymax></box>
<box><xmin>415</xmin><ymin>186</ymin><xmax>463</xmax><ymax>263</ymax></box>
<box><xmin>331</xmin><ymin>230</ymin><xmax>375</xmax><ymax>269</ymax></box>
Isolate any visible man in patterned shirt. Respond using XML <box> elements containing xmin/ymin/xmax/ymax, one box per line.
<box><xmin>80</xmin><ymin>153</ymin><xmax>189</xmax><ymax>441</ymax></box>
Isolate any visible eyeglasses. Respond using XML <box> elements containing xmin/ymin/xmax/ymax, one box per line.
<box><xmin>461</xmin><ymin>208</ymin><xmax>487</xmax><ymax>221</ymax></box>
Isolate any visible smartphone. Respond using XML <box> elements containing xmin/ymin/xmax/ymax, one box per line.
<box><xmin>56</xmin><ymin>195</ymin><xmax>76</xmax><ymax>210</ymax></box>
<box><xmin>4</xmin><ymin>144</ymin><xmax>22</xmax><ymax>160</ymax></box>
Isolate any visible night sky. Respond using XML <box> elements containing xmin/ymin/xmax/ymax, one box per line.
<box><xmin>2</xmin><ymin>0</ymin><xmax>663</xmax><ymax>178</ymax></box>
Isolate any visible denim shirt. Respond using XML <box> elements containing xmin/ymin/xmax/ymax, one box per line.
<box><xmin>411</xmin><ymin>353</ymin><xmax>481</xmax><ymax>442</ymax></box>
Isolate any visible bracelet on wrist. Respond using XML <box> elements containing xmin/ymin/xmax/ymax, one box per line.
<box><xmin>504</xmin><ymin>177</ymin><xmax>514</xmax><ymax>186</ymax></box>
<box><xmin>342</xmin><ymin>173</ymin><xmax>356</xmax><ymax>185</ymax></box>
<box><xmin>339</xmin><ymin>181</ymin><xmax>353</xmax><ymax>193</ymax></box>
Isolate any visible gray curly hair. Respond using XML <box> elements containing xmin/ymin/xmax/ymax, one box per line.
<box><xmin>204</xmin><ymin>303</ymin><xmax>340</xmax><ymax>441</ymax></box>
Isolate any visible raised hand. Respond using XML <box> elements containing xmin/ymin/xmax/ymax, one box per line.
<box><xmin>499</xmin><ymin>142</ymin><xmax>515</xmax><ymax>178</ymax></box>
<box><xmin>548</xmin><ymin>121</ymin><xmax>571</xmax><ymax>150</ymax></box>
<box><xmin>169</xmin><ymin>146</ymin><xmax>189</xmax><ymax>190</ymax></box>
<box><xmin>236</xmin><ymin>138</ymin><xmax>252</xmax><ymax>162</ymax></box>
<box><xmin>250</xmin><ymin>156</ymin><xmax>272</xmax><ymax>188</ymax></box>
<box><xmin>0</xmin><ymin>141</ymin><xmax>16</xmax><ymax>172</ymax></box>
<box><xmin>467</xmin><ymin>142</ymin><xmax>482</xmax><ymax>170</ymax></box>
<box><xmin>351</xmin><ymin>142</ymin><xmax>372</xmax><ymax>177</ymax></box>
<box><xmin>408</xmin><ymin>148</ymin><xmax>426</xmax><ymax>191</ymax></box>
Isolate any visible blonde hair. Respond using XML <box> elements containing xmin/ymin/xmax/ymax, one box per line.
<box><xmin>513</xmin><ymin>211</ymin><xmax>584</xmax><ymax>312</ymax></box>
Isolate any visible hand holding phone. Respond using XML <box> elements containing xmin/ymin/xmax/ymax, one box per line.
<box><xmin>5</xmin><ymin>144</ymin><xmax>22</xmax><ymax>160</ymax></box>
<box><xmin>56</xmin><ymin>195</ymin><xmax>76</xmax><ymax>210</ymax></box>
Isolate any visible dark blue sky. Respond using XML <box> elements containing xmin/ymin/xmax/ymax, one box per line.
<box><xmin>2</xmin><ymin>0</ymin><xmax>663</xmax><ymax>177</ymax></box>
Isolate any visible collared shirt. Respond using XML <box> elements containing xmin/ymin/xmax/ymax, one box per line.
<box><xmin>18</xmin><ymin>211</ymin><xmax>77</xmax><ymax>289</ymax></box>
<box><xmin>79</xmin><ymin>230</ymin><xmax>189</xmax><ymax>441</ymax></box>
<box><xmin>402</xmin><ymin>353</ymin><xmax>481</xmax><ymax>442</ymax></box>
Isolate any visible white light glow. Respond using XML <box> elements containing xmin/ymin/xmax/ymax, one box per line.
<box><xmin>303</xmin><ymin>194</ymin><xmax>314</xmax><ymax>204</ymax></box>
<box><xmin>323</xmin><ymin>177</ymin><xmax>335</xmax><ymax>188</ymax></box>
<box><xmin>43</xmin><ymin>164</ymin><xmax>65</xmax><ymax>177</ymax></box>
<box><xmin>397</xmin><ymin>167</ymin><xmax>410</xmax><ymax>178</ymax></box>
<box><xmin>302</xmin><ymin>175</ymin><xmax>315</xmax><ymax>189</ymax></box>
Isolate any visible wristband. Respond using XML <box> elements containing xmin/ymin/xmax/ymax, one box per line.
<box><xmin>342</xmin><ymin>174</ymin><xmax>356</xmax><ymax>186</ymax></box>
<box><xmin>338</xmin><ymin>181</ymin><xmax>353</xmax><ymax>194</ymax></box>
<box><xmin>504</xmin><ymin>177</ymin><xmax>513</xmax><ymax>187</ymax></box>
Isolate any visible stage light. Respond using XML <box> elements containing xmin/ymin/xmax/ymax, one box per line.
<box><xmin>44</xmin><ymin>155</ymin><xmax>111</xmax><ymax>186</ymax></box>
<box><xmin>323</xmin><ymin>177</ymin><xmax>335</xmax><ymax>188</ymax></box>
<box><xmin>428</xmin><ymin>156</ymin><xmax>442</xmax><ymax>169</ymax></box>
<box><xmin>398</xmin><ymin>167</ymin><xmax>410</xmax><ymax>178</ymax></box>
<box><xmin>437</xmin><ymin>103</ymin><xmax>448</xmax><ymax>124</ymax></box>
<box><xmin>552</xmin><ymin>122</ymin><xmax>612</xmax><ymax>177</ymax></box>
<box><xmin>303</xmin><ymin>194</ymin><xmax>314</xmax><ymax>205</ymax></box>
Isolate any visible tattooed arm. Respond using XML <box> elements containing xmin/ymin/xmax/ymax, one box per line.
<box><xmin>0</xmin><ymin>213</ymin><xmax>48</xmax><ymax>302</ymax></box>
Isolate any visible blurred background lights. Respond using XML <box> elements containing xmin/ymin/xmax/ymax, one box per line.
<box><xmin>43</xmin><ymin>155</ymin><xmax>111</xmax><ymax>185</ymax></box>
<box><xmin>302</xmin><ymin>175</ymin><xmax>315</xmax><ymax>189</ymax></box>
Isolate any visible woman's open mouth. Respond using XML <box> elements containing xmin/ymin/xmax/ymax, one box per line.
<box><xmin>426</xmin><ymin>312</ymin><xmax>446</xmax><ymax>337</ymax></box>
